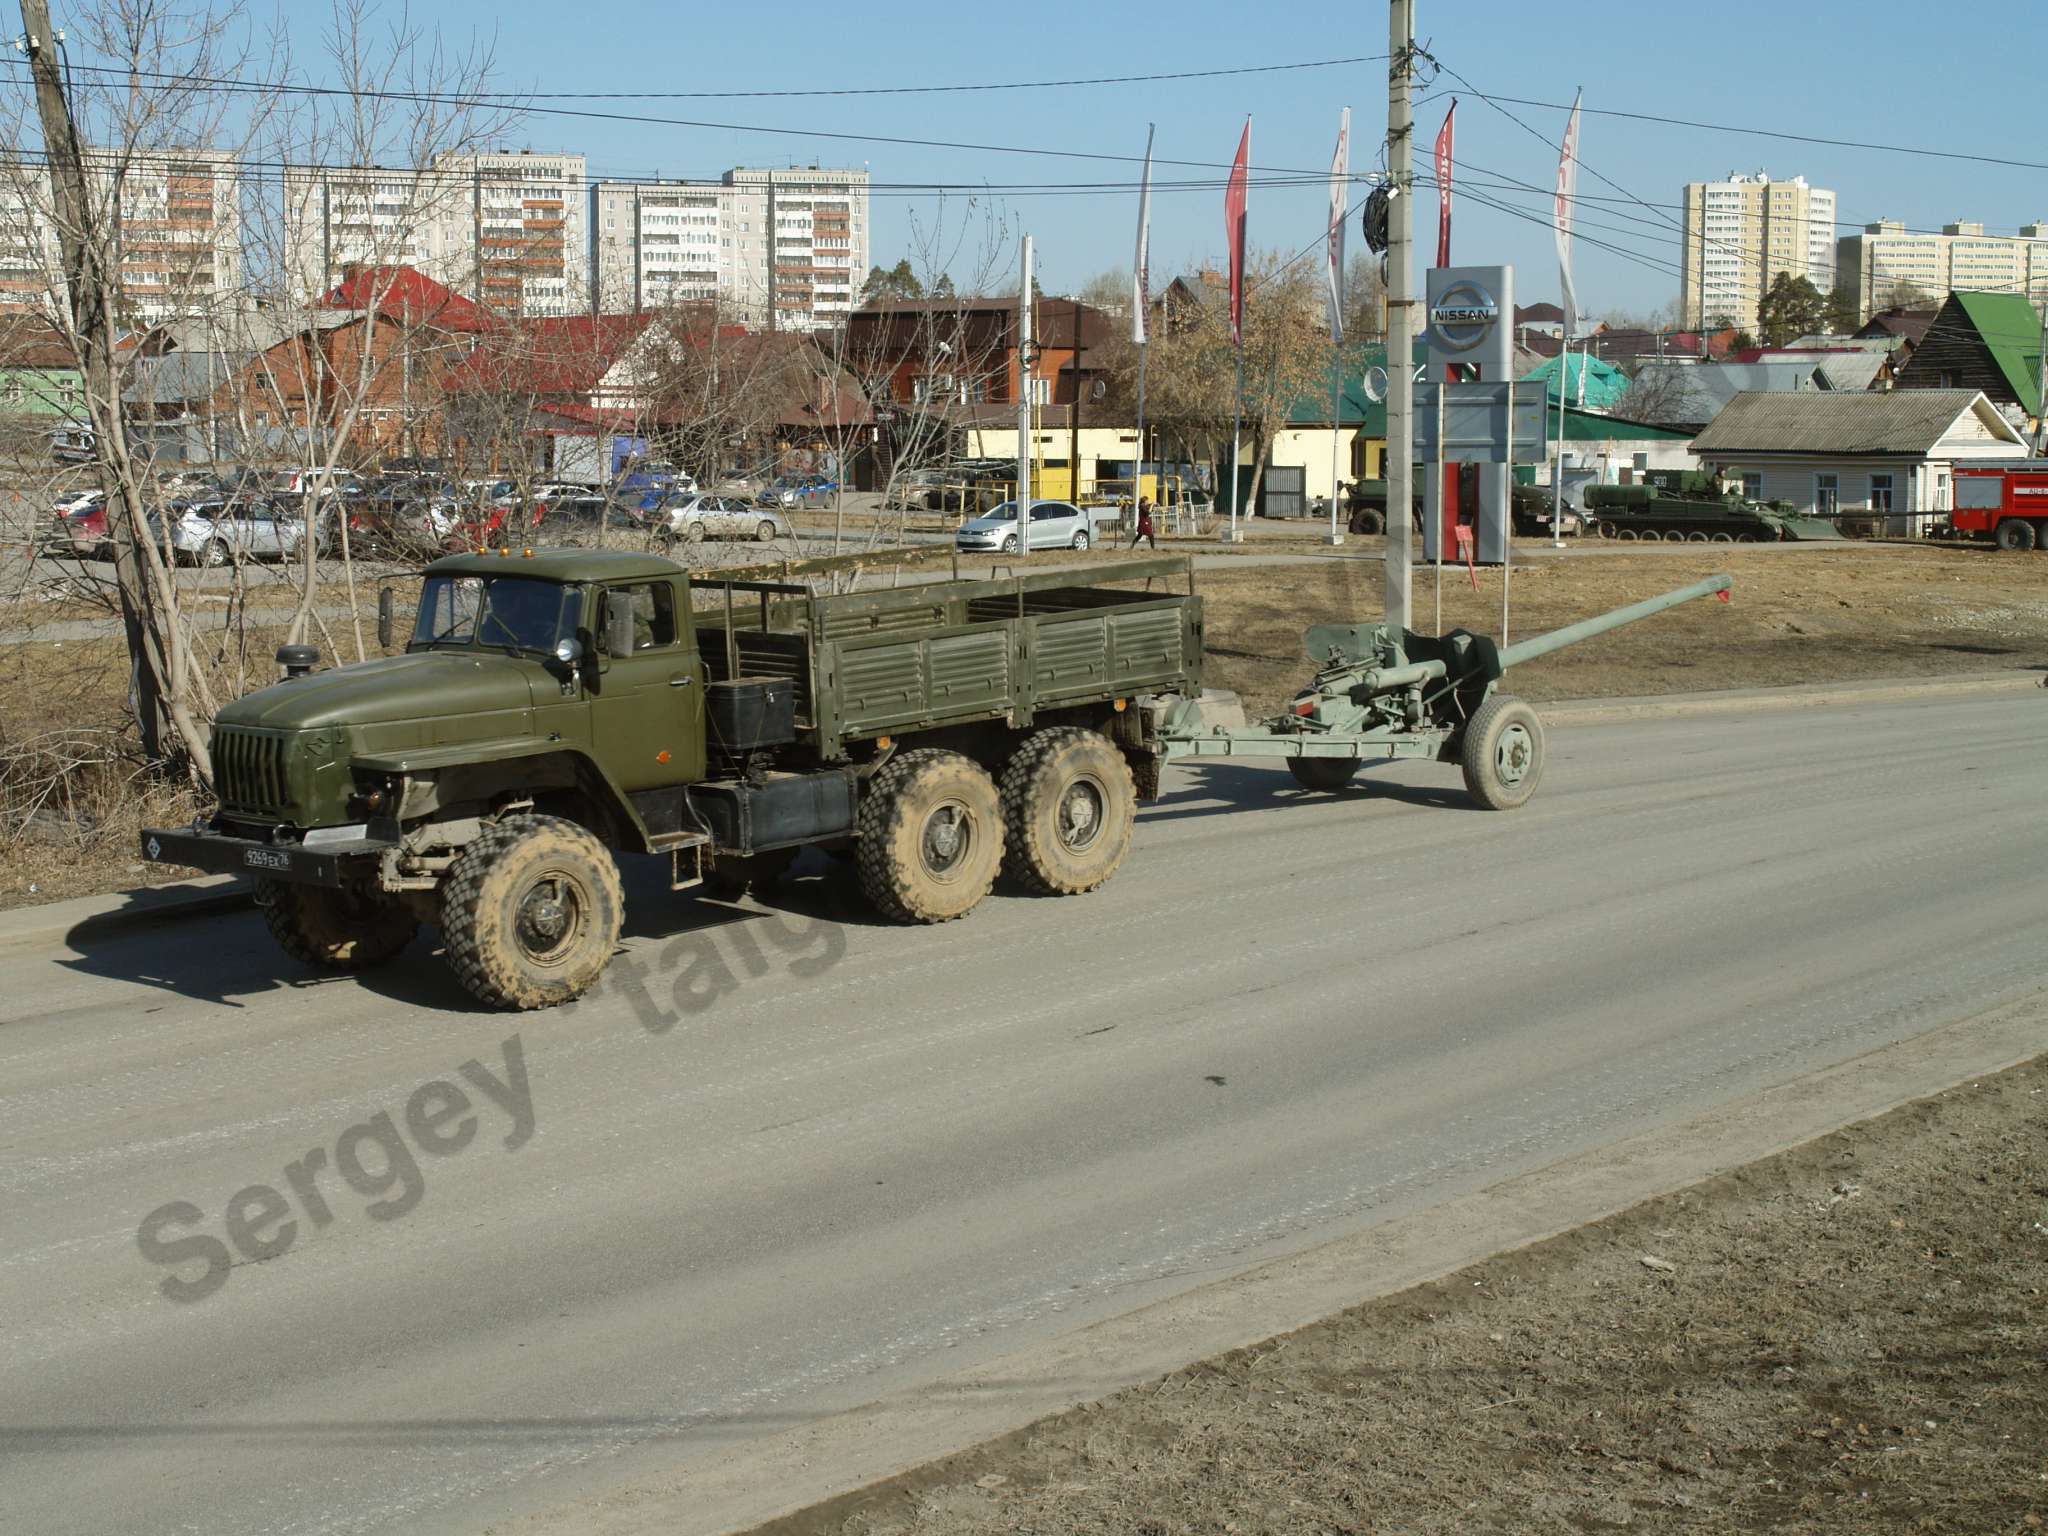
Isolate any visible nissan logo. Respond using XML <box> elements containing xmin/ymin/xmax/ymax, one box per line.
<box><xmin>1429</xmin><ymin>280</ymin><xmax>1500</xmax><ymax>352</ymax></box>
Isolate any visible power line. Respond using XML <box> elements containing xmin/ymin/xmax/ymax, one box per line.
<box><xmin>1429</xmin><ymin>87</ymin><xmax>2048</xmax><ymax>175</ymax></box>
<box><xmin>0</xmin><ymin>62</ymin><xmax>1381</xmax><ymax>181</ymax></box>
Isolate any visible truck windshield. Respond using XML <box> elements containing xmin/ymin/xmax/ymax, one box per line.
<box><xmin>413</xmin><ymin>574</ymin><xmax>573</xmax><ymax>654</ymax></box>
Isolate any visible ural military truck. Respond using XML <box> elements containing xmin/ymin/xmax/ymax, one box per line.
<box><xmin>142</xmin><ymin>549</ymin><xmax>1211</xmax><ymax>1009</ymax></box>
<box><xmin>141</xmin><ymin>547</ymin><xmax>1732</xmax><ymax>1011</ymax></box>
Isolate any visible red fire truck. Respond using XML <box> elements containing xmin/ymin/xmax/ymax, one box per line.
<box><xmin>1952</xmin><ymin>460</ymin><xmax>2048</xmax><ymax>551</ymax></box>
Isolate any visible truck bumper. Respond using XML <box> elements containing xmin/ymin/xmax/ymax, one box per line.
<box><xmin>139</xmin><ymin>825</ymin><xmax>396</xmax><ymax>887</ymax></box>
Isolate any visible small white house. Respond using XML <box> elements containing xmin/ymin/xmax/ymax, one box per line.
<box><xmin>1690</xmin><ymin>389</ymin><xmax>2028</xmax><ymax>536</ymax></box>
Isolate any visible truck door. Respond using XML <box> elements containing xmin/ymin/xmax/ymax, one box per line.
<box><xmin>589</xmin><ymin>577</ymin><xmax>704</xmax><ymax>792</ymax></box>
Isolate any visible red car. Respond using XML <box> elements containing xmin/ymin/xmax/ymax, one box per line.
<box><xmin>52</xmin><ymin>490</ymin><xmax>109</xmax><ymax>558</ymax></box>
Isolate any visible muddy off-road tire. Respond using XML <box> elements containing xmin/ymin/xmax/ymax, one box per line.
<box><xmin>1285</xmin><ymin>756</ymin><xmax>1360</xmax><ymax>792</ymax></box>
<box><xmin>855</xmin><ymin>749</ymin><xmax>1003</xmax><ymax>922</ymax></box>
<box><xmin>1460</xmin><ymin>694</ymin><xmax>1545</xmax><ymax>811</ymax></box>
<box><xmin>999</xmin><ymin>728</ymin><xmax>1135</xmax><ymax>895</ymax></box>
<box><xmin>256</xmin><ymin>878</ymin><xmax>416</xmax><ymax>971</ymax></box>
<box><xmin>440</xmin><ymin>814</ymin><xmax>624</xmax><ymax>1009</ymax></box>
<box><xmin>1995</xmin><ymin>518</ymin><xmax>2036</xmax><ymax>552</ymax></box>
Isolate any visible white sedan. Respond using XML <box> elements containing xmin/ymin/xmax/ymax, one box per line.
<box><xmin>146</xmin><ymin>499</ymin><xmax>313</xmax><ymax>565</ymax></box>
<box><xmin>954</xmin><ymin>499</ymin><xmax>1095</xmax><ymax>553</ymax></box>
<box><xmin>656</xmin><ymin>493</ymin><xmax>788</xmax><ymax>543</ymax></box>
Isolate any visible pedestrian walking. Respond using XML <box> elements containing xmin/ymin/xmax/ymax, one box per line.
<box><xmin>1128</xmin><ymin>497</ymin><xmax>1156</xmax><ymax>551</ymax></box>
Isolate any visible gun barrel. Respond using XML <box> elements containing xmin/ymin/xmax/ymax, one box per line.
<box><xmin>1499</xmin><ymin>573</ymin><xmax>1732</xmax><ymax>670</ymax></box>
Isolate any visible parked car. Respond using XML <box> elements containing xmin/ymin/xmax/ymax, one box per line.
<box><xmin>48</xmin><ymin>424</ymin><xmax>96</xmax><ymax>464</ymax></box>
<box><xmin>146</xmin><ymin>498</ymin><xmax>312</xmax><ymax>566</ymax></box>
<box><xmin>654</xmin><ymin>492</ymin><xmax>787</xmax><ymax>543</ymax></box>
<box><xmin>267</xmin><ymin>467</ymin><xmax>365</xmax><ymax>497</ymax></box>
<box><xmin>955</xmin><ymin>499</ymin><xmax>1095</xmax><ymax>554</ymax></box>
<box><xmin>757</xmin><ymin>473</ymin><xmax>837</xmax><ymax>508</ymax></box>
<box><xmin>52</xmin><ymin>489</ymin><xmax>109</xmax><ymax>557</ymax></box>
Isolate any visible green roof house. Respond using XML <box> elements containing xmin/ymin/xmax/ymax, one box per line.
<box><xmin>1893</xmin><ymin>291</ymin><xmax>2044</xmax><ymax>427</ymax></box>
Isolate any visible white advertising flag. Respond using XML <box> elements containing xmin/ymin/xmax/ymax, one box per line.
<box><xmin>1326</xmin><ymin>107</ymin><xmax>1349</xmax><ymax>343</ymax></box>
<box><xmin>1132</xmin><ymin>124</ymin><xmax>1155</xmax><ymax>345</ymax></box>
<box><xmin>1553</xmin><ymin>89</ymin><xmax>1583</xmax><ymax>341</ymax></box>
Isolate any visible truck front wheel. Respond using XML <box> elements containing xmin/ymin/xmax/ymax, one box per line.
<box><xmin>440</xmin><ymin>815</ymin><xmax>625</xmax><ymax>1009</ymax></box>
<box><xmin>1000</xmin><ymin>728</ymin><xmax>1135</xmax><ymax>895</ymax></box>
<box><xmin>1349</xmin><ymin>507</ymin><xmax>1385</xmax><ymax>535</ymax></box>
<box><xmin>1995</xmin><ymin>518</ymin><xmax>2035</xmax><ymax>552</ymax></box>
<box><xmin>856</xmin><ymin>749</ymin><xmax>1004</xmax><ymax>922</ymax></box>
<box><xmin>257</xmin><ymin>878</ymin><xmax>416</xmax><ymax>971</ymax></box>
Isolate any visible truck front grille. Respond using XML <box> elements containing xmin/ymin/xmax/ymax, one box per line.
<box><xmin>213</xmin><ymin>727</ymin><xmax>290</xmax><ymax>817</ymax></box>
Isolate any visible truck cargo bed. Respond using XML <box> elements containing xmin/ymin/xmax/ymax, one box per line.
<box><xmin>693</xmin><ymin>558</ymin><xmax>1201</xmax><ymax>757</ymax></box>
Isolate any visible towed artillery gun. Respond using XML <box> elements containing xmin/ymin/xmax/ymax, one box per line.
<box><xmin>1161</xmin><ymin>573</ymin><xmax>1733</xmax><ymax>809</ymax></box>
<box><xmin>141</xmin><ymin>544</ymin><xmax>1729</xmax><ymax>1010</ymax></box>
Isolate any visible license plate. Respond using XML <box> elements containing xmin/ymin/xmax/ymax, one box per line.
<box><xmin>243</xmin><ymin>848</ymin><xmax>292</xmax><ymax>871</ymax></box>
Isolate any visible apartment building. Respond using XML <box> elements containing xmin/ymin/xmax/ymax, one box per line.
<box><xmin>287</xmin><ymin>150</ymin><xmax>586</xmax><ymax>317</ymax></box>
<box><xmin>590</xmin><ymin>165</ymin><xmax>868</xmax><ymax>329</ymax></box>
<box><xmin>1679</xmin><ymin>171</ymin><xmax>1836</xmax><ymax>332</ymax></box>
<box><xmin>1836</xmin><ymin>219</ymin><xmax>2048</xmax><ymax>320</ymax></box>
<box><xmin>0</xmin><ymin>150</ymin><xmax>242</xmax><ymax>324</ymax></box>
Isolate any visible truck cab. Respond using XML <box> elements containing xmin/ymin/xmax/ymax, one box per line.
<box><xmin>1952</xmin><ymin>461</ymin><xmax>2048</xmax><ymax>551</ymax></box>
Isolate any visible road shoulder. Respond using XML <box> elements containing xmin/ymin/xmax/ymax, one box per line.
<box><xmin>495</xmin><ymin>989</ymin><xmax>2047</xmax><ymax>1536</ymax></box>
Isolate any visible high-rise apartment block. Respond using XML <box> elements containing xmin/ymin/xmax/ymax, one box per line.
<box><xmin>287</xmin><ymin>150</ymin><xmax>587</xmax><ymax>317</ymax></box>
<box><xmin>591</xmin><ymin>166</ymin><xmax>868</xmax><ymax>329</ymax></box>
<box><xmin>0</xmin><ymin>150</ymin><xmax>242</xmax><ymax>324</ymax></box>
<box><xmin>1836</xmin><ymin>219</ymin><xmax>2048</xmax><ymax>319</ymax></box>
<box><xmin>1680</xmin><ymin>171</ymin><xmax>1837</xmax><ymax>331</ymax></box>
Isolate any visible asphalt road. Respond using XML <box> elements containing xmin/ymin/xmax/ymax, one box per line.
<box><xmin>2</xmin><ymin>689</ymin><xmax>2043</xmax><ymax>1536</ymax></box>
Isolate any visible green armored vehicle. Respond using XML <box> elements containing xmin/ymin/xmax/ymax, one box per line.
<box><xmin>1584</xmin><ymin>470</ymin><xmax>1843</xmax><ymax>543</ymax></box>
<box><xmin>143</xmin><ymin>549</ymin><xmax>1209</xmax><ymax>1009</ymax></box>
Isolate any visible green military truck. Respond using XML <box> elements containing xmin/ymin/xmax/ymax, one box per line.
<box><xmin>142</xmin><ymin>549</ymin><xmax>1211</xmax><ymax>1009</ymax></box>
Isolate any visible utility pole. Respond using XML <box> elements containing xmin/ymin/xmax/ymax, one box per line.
<box><xmin>18</xmin><ymin>0</ymin><xmax>186</xmax><ymax>766</ymax></box>
<box><xmin>1069</xmin><ymin>296</ymin><xmax>1083</xmax><ymax>502</ymax></box>
<box><xmin>1384</xmin><ymin>0</ymin><xmax>1416</xmax><ymax>640</ymax></box>
<box><xmin>1015</xmin><ymin>235</ymin><xmax>1033</xmax><ymax>559</ymax></box>
<box><xmin>2033</xmin><ymin>298</ymin><xmax>2048</xmax><ymax>458</ymax></box>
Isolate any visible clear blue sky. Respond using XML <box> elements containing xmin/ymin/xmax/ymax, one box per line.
<box><xmin>439</xmin><ymin>0</ymin><xmax>2040</xmax><ymax>318</ymax></box>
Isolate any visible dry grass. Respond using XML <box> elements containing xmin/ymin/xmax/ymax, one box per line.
<box><xmin>1185</xmin><ymin>544</ymin><xmax>2048</xmax><ymax>717</ymax></box>
<box><xmin>759</xmin><ymin>1056</ymin><xmax>2048</xmax><ymax>1536</ymax></box>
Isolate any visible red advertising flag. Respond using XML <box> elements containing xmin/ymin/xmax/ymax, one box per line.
<box><xmin>1225</xmin><ymin>117</ymin><xmax>1250</xmax><ymax>347</ymax></box>
<box><xmin>1434</xmin><ymin>100</ymin><xmax>1456</xmax><ymax>269</ymax></box>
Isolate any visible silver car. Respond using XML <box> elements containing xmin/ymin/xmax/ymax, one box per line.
<box><xmin>148</xmin><ymin>499</ymin><xmax>311</xmax><ymax>566</ymax></box>
<box><xmin>955</xmin><ymin>499</ymin><xmax>1094</xmax><ymax>554</ymax></box>
<box><xmin>658</xmin><ymin>493</ymin><xmax>788</xmax><ymax>543</ymax></box>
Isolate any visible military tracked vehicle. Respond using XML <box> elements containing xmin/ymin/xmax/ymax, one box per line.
<box><xmin>1584</xmin><ymin>470</ymin><xmax>1843</xmax><ymax>543</ymax></box>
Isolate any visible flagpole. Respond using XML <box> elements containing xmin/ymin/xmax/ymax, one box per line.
<box><xmin>1326</xmin><ymin>105</ymin><xmax>1349</xmax><ymax>548</ymax></box>
<box><xmin>1131</xmin><ymin>123</ymin><xmax>1154</xmax><ymax>537</ymax></box>
<box><xmin>1550</xmin><ymin>337</ymin><xmax>1569</xmax><ymax>549</ymax></box>
<box><xmin>1329</xmin><ymin>351</ymin><xmax>1343</xmax><ymax>545</ymax></box>
<box><xmin>1228</xmin><ymin>346</ymin><xmax>1244</xmax><ymax>542</ymax></box>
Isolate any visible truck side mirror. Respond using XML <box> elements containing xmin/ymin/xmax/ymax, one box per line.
<box><xmin>604</xmin><ymin>590</ymin><xmax>636</xmax><ymax>657</ymax></box>
<box><xmin>377</xmin><ymin>584</ymin><xmax>394</xmax><ymax>648</ymax></box>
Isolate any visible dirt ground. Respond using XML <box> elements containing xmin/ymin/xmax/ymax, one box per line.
<box><xmin>754</xmin><ymin>1055</ymin><xmax>2048</xmax><ymax>1536</ymax></box>
<box><xmin>3</xmin><ymin>542</ymin><xmax>2044</xmax><ymax>910</ymax></box>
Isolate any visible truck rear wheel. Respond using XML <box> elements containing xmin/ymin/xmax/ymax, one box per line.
<box><xmin>1286</xmin><ymin>756</ymin><xmax>1359</xmax><ymax>792</ymax></box>
<box><xmin>1996</xmin><ymin>518</ymin><xmax>2036</xmax><ymax>552</ymax></box>
<box><xmin>256</xmin><ymin>878</ymin><xmax>416</xmax><ymax>971</ymax></box>
<box><xmin>440</xmin><ymin>815</ymin><xmax>624</xmax><ymax>1009</ymax></box>
<box><xmin>1349</xmin><ymin>507</ymin><xmax>1385</xmax><ymax>535</ymax></box>
<box><xmin>999</xmin><ymin>728</ymin><xmax>1135</xmax><ymax>895</ymax></box>
<box><xmin>856</xmin><ymin>749</ymin><xmax>1004</xmax><ymax>922</ymax></box>
<box><xmin>1460</xmin><ymin>694</ymin><xmax>1544</xmax><ymax>811</ymax></box>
